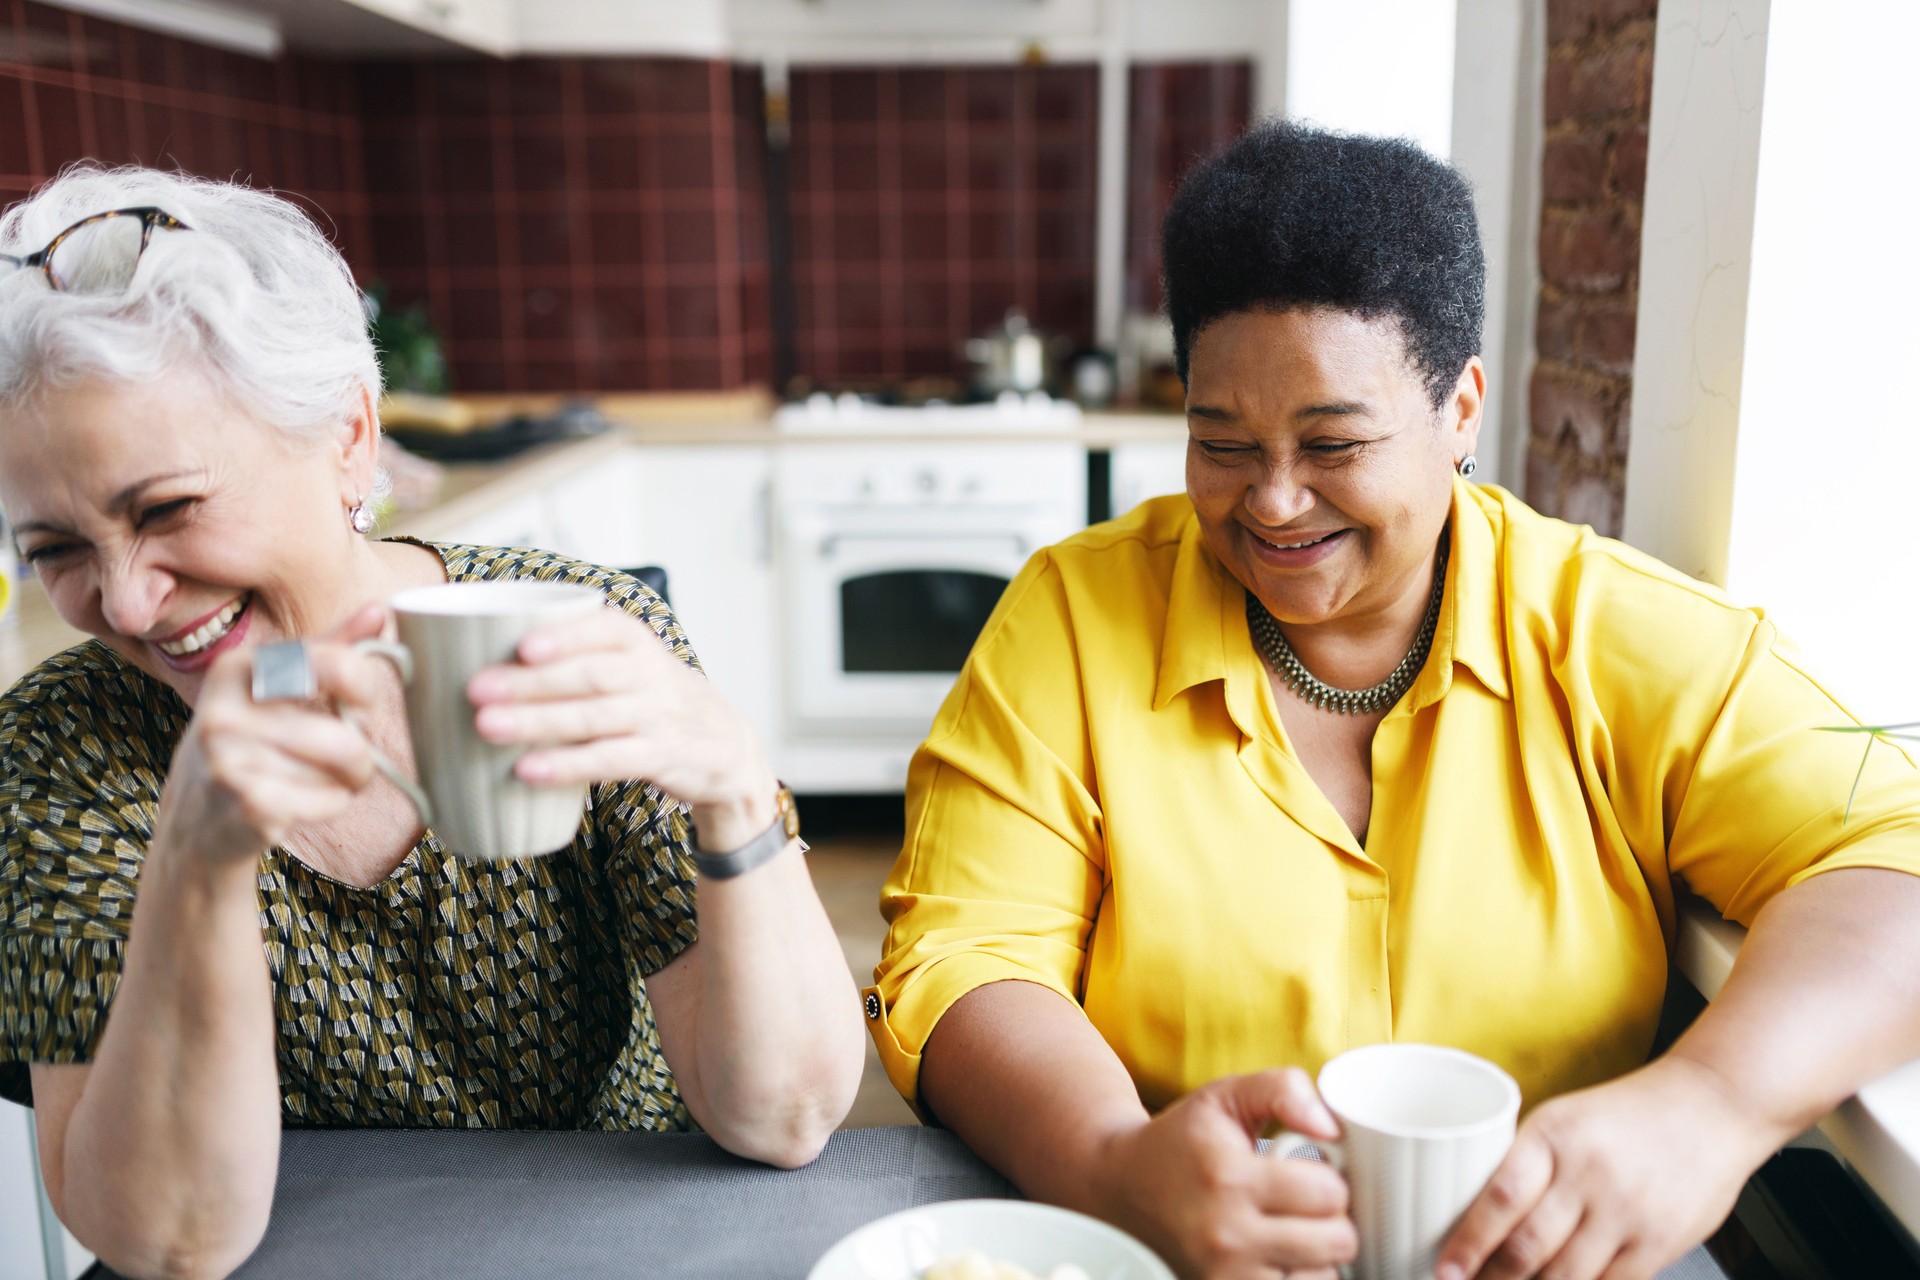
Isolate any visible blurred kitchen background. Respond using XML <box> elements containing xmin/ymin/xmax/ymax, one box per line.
<box><xmin>4</xmin><ymin>0</ymin><xmax>1919</xmax><ymax>1274</ymax></box>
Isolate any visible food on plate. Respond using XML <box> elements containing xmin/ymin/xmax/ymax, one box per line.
<box><xmin>920</xmin><ymin>1252</ymin><xmax>1092</xmax><ymax>1280</ymax></box>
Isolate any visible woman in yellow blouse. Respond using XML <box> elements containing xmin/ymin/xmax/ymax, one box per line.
<box><xmin>868</xmin><ymin>121</ymin><xmax>1920</xmax><ymax>1280</ymax></box>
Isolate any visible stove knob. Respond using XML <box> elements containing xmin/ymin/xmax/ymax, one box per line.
<box><xmin>960</xmin><ymin>475</ymin><xmax>983</xmax><ymax>496</ymax></box>
<box><xmin>915</xmin><ymin>469</ymin><xmax>938</xmax><ymax>494</ymax></box>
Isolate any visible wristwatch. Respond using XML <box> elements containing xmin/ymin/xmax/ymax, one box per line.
<box><xmin>691</xmin><ymin>783</ymin><xmax>802</xmax><ymax>879</ymax></box>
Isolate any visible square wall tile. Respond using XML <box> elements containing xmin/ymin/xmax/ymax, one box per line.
<box><xmin>788</xmin><ymin>63</ymin><xmax>1099</xmax><ymax>387</ymax></box>
<box><xmin>0</xmin><ymin>81</ymin><xmax>34</xmax><ymax>178</ymax></box>
<box><xmin>1126</xmin><ymin>61</ymin><xmax>1252</xmax><ymax>315</ymax></box>
<box><xmin>580</xmin><ymin>61</ymin><xmax>642</xmax><ymax>115</ymax></box>
<box><xmin>585</xmin><ymin>134</ymin><xmax>642</xmax><ymax>191</ymax></box>
<box><xmin>19</xmin><ymin>4</ymin><xmax>75</xmax><ymax>72</ymax></box>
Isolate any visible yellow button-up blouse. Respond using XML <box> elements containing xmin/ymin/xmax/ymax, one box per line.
<box><xmin>866</xmin><ymin>480</ymin><xmax>1920</xmax><ymax>1113</ymax></box>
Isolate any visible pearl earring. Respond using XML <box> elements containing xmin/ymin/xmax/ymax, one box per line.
<box><xmin>348</xmin><ymin>495</ymin><xmax>375</xmax><ymax>535</ymax></box>
<box><xmin>1456</xmin><ymin>455</ymin><xmax>1478</xmax><ymax>478</ymax></box>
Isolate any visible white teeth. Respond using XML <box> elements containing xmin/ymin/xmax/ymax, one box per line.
<box><xmin>158</xmin><ymin>595</ymin><xmax>248</xmax><ymax>657</ymax></box>
<box><xmin>1262</xmin><ymin>532</ymin><xmax>1338</xmax><ymax>552</ymax></box>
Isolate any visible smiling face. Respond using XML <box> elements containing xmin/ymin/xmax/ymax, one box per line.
<box><xmin>0</xmin><ymin>367</ymin><xmax>370</xmax><ymax>704</ymax></box>
<box><xmin>1185</xmin><ymin>307</ymin><xmax>1482</xmax><ymax>630</ymax></box>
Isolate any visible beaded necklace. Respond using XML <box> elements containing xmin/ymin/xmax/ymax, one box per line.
<box><xmin>1245</xmin><ymin>539</ymin><xmax>1449</xmax><ymax>716</ymax></box>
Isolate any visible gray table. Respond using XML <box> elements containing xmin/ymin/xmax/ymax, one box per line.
<box><xmin>91</xmin><ymin>1125</ymin><xmax>1727</xmax><ymax>1278</ymax></box>
<box><xmin>234</xmin><ymin>1127</ymin><xmax>1009</xmax><ymax>1280</ymax></box>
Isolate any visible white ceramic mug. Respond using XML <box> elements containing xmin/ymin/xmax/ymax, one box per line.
<box><xmin>381</xmin><ymin>580</ymin><xmax>606</xmax><ymax>859</ymax></box>
<box><xmin>1275</xmin><ymin>1044</ymin><xmax>1520</xmax><ymax>1280</ymax></box>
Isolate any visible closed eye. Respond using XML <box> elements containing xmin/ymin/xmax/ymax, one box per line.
<box><xmin>20</xmin><ymin>541</ymin><xmax>77</xmax><ymax>566</ymax></box>
<box><xmin>1195</xmin><ymin>440</ymin><xmax>1255</xmax><ymax>456</ymax></box>
<box><xmin>137</xmin><ymin>498</ymin><xmax>195</xmax><ymax>528</ymax></box>
<box><xmin>1306</xmin><ymin>441</ymin><xmax>1362</xmax><ymax>455</ymax></box>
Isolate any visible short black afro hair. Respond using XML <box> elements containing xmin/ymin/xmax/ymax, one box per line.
<box><xmin>1162</xmin><ymin>119</ymin><xmax>1485</xmax><ymax>408</ymax></box>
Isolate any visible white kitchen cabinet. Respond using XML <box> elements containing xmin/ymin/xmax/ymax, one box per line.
<box><xmin>539</xmin><ymin>449</ymin><xmax>651</xmax><ymax>571</ymax></box>
<box><xmin>728</xmin><ymin>0</ymin><xmax>1099</xmax><ymax>47</ymax></box>
<box><xmin>430</xmin><ymin>448</ymin><xmax>648</xmax><ymax>568</ymax></box>
<box><xmin>511</xmin><ymin>0</ymin><xmax>729</xmax><ymax>55</ymax></box>
<box><xmin>621</xmin><ymin>446</ymin><xmax>778</xmax><ymax>754</ymax></box>
<box><xmin>339</xmin><ymin>0</ymin><xmax>515</xmax><ymax>54</ymax></box>
<box><xmin>437</xmin><ymin>491</ymin><xmax>554</xmax><ymax>553</ymax></box>
<box><xmin>1108</xmin><ymin>438</ymin><xmax>1189</xmax><ymax>520</ymax></box>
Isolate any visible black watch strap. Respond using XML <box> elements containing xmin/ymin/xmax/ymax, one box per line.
<box><xmin>691</xmin><ymin>784</ymin><xmax>801</xmax><ymax>879</ymax></box>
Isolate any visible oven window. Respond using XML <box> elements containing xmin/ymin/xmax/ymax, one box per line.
<box><xmin>841</xmin><ymin>570</ymin><xmax>1010</xmax><ymax>673</ymax></box>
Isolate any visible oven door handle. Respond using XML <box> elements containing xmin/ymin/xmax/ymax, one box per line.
<box><xmin>819</xmin><ymin>531</ymin><xmax>1029</xmax><ymax>557</ymax></box>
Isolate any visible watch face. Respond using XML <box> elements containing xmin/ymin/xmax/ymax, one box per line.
<box><xmin>778</xmin><ymin>786</ymin><xmax>801</xmax><ymax>839</ymax></box>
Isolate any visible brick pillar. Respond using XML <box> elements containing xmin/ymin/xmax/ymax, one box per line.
<box><xmin>1524</xmin><ymin>0</ymin><xmax>1657</xmax><ymax>536</ymax></box>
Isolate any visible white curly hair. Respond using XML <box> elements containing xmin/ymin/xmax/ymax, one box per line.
<box><xmin>0</xmin><ymin>165</ymin><xmax>382</xmax><ymax>442</ymax></box>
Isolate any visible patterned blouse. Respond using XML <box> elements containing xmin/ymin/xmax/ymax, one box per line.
<box><xmin>0</xmin><ymin>544</ymin><xmax>701</xmax><ymax>1130</ymax></box>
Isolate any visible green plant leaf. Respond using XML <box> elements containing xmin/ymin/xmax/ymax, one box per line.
<box><xmin>1816</xmin><ymin>721</ymin><xmax>1920</xmax><ymax>824</ymax></box>
<box><xmin>1844</xmin><ymin>734</ymin><xmax>1874</xmax><ymax>825</ymax></box>
<box><xmin>364</xmin><ymin>279</ymin><xmax>450</xmax><ymax>395</ymax></box>
<box><xmin>1815</xmin><ymin>721</ymin><xmax>1920</xmax><ymax>734</ymax></box>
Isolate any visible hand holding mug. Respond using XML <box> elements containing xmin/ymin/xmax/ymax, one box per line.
<box><xmin>1435</xmin><ymin>1055</ymin><xmax>1774</xmax><ymax>1280</ymax></box>
<box><xmin>465</xmin><ymin>600</ymin><xmax>778</xmax><ymax>846</ymax></box>
<box><xmin>156</xmin><ymin>604</ymin><xmax>398</xmax><ymax>863</ymax></box>
<box><xmin>1091</xmin><ymin>1068</ymin><xmax>1357</xmax><ymax>1280</ymax></box>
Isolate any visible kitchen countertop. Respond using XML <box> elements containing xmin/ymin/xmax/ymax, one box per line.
<box><xmin>612</xmin><ymin>414</ymin><xmax>1192</xmax><ymax>448</ymax></box>
<box><xmin>576</xmin><ymin>387</ymin><xmax>1190</xmax><ymax>449</ymax></box>
<box><xmin>440</xmin><ymin>389</ymin><xmax>1190</xmax><ymax>447</ymax></box>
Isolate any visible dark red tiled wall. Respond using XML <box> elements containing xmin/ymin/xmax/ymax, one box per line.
<box><xmin>0</xmin><ymin>1</ymin><xmax>370</xmax><ymax>268</ymax></box>
<box><xmin>786</xmin><ymin>65</ymin><xmax>1099</xmax><ymax>386</ymax></box>
<box><xmin>2</xmin><ymin>1</ymin><xmax>1251</xmax><ymax>397</ymax></box>
<box><xmin>1125</xmin><ymin>61</ymin><xmax>1252</xmax><ymax>317</ymax></box>
<box><xmin>0</xmin><ymin>2</ymin><xmax>370</xmax><ymax>272</ymax></box>
<box><xmin>356</xmin><ymin>57</ymin><xmax>769</xmax><ymax>393</ymax></box>
<box><xmin>730</xmin><ymin>65</ymin><xmax>773</xmax><ymax>388</ymax></box>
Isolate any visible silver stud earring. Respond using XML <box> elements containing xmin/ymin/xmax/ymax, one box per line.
<box><xmin>348</xmin><ymin>495</ymin><xmax>375</xmax><ymax>535</ymax></box>
<box><xmin>1456</xmin><ymin>454</ymin><xmax>1478</xmax><ymax>478</ymax></box>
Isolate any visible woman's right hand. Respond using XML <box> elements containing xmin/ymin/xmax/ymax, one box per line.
<box><xmin>1091</xmin><ymin>1068</ymin><xmax>1358</xmax><ymax>1280</ymax></box>
<box><xmin>154</xmin><ymin>604</ymin><xmax>395</xmax><ymax>863</ymax></box>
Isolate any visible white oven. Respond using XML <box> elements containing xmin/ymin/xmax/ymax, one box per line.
<box><xmin>774</xmin><ymin>433</ymin><xmax>1086</xmax><ymax>746</ymax></box>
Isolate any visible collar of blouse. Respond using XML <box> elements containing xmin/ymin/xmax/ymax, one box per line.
<box><xmin>1152</xmin><ymin>473</ymin><xmax>1513</xmax><ymax>723</ymax></box>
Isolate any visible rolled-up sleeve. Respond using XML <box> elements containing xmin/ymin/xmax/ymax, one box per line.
<box><xmin>866</xmin><ymin>553</ymin><xmax>1106</xmax><ymax>1110</ymax></box>
<box><xmin>1663</xmin><ymin>620</ymin><xmax>1920</xmax><ymax>925</ymax></box>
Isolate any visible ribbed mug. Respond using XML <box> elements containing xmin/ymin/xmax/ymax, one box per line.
<box><xmin>1274</xmin><ymin>1043</ymin><xmax>1520</xmax><ymax>1280</ymax></box>
<box><xmin>386</xmin><ymin>580</ymin><xmax>605</xmax><ymax>859</ymax></box>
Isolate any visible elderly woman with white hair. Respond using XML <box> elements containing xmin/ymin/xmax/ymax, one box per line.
<box><xmin>0</xmin><ymin>168</ymin><xmax>865</xmax><ymax>1280</ymax></box>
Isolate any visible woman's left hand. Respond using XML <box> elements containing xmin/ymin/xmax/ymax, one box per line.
<box><xmin>465</xmin><ymin>604</ymin><xmax>775</xmax><ymax>831</ymax></box>
<box><xmin>1435</xmin><ymin>1055</ymin><xmax>1784</xmax><ymax>1280</ymax></box>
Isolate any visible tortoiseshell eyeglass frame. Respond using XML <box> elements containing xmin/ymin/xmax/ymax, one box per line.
<box><xmin>0</xmin><ymin>207</ymin><xmax>191</xmax><ymax>293</ymax></box>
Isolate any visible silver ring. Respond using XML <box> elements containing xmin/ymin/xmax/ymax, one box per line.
<box><xmin>252</xmin><ymin>639</ymin><xmax>317</xmax><ymax>702</ymax></box>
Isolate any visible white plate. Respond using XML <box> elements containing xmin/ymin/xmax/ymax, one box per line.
<box><xmin>807</xmin><ymin>1199</ymin><xmax>1177</xmax><ymax>1280</ymax></box>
